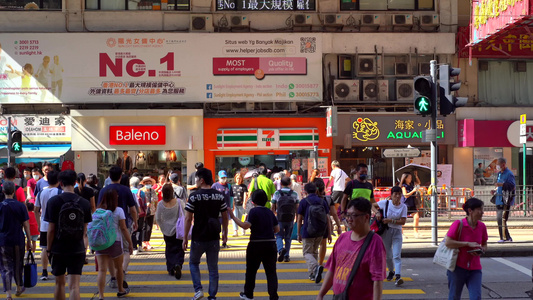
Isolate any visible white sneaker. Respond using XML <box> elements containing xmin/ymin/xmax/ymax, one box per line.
<box><xmin>191</xmin><ymin>290</ymin><xmax>204</xmax><ymax>300</ymax></box>
<box><xmin>240</xmin><ymin>292</ymin><xmax>253</xmax><ymax>299</ymax></box>
<box><xmin>133</xmin><ymin>249</ymin><xmax>139</xmax><ymax>256</ymax></box>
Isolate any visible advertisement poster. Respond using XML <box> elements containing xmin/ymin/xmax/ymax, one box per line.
<box><xmin>406</xmin><ymin>152</ymin><xmax>452</xmax><ymax>187</ymax></box>
<box><xmin>0</xmin><ymin>115</ymin><xmax>71</xmax><ymax>143</ymax></box>
<box><xmin>473</xmin><ymin>148</ymin><xmax>503</xmax><ymax>185</ymax></box>
<box><xmin>0</xmin><ymin>33</ymin><xmax>322</xmax><ymax>104</ymax></box>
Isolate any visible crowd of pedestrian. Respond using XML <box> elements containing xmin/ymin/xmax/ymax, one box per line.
<box><xmin>0</xmin><ymin>156</ymin><xmax>513</xmax><ymax>300</ymax></box>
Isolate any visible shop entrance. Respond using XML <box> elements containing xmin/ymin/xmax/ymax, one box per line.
<box><xmin>215</xmin><ymin>150</ymin><xmax>315</xmax><ymax>184</ymax></box>
<box><xmin>98</xmin><ymin>150</ymin><xmax>187</xmax><ymax>184</ymax></box>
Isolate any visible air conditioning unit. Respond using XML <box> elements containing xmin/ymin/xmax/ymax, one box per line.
<box><xmin>190</xmin><ymin>15</ymin><xmax>214</xmax><ymax>32</ymax></box>
<box><xmin>274</xmin><ymin>102</ymin><xmax>297</xmax><ymax>111</ymax></box>
<box><xmin>333</xmin><ymin>80</ymin><xmax>360</xmax><ymax>101</ymax></box>
<box><xmin>420</xmin><ymin>14</ymin><xmax>439</xmax><ymax>27</ymax></box>
<box><xmin>363</xmin><ymin>80</ymin><xmax>388</xmax><ymax>101</ymax></box>
<box><xmin>323</xmin><ymin>14</ymin><xmax>343</xmax><ymax>25</ymax></box>
<box><xmin>294</xmin><ymin>14</ymin><xmax>313</xmax><ymax>25</ymax></box>
<box><xmin>418</xmin><ymin>62</ymin><xmax>430</xmax><ymax>75</ymax></box>
<box><xmin>396</xmin><ymin>80</ymin><xmax>414</xmax><ymax>101</ymax></box>
<box><xmin>361</xmin><ymin>14</ymin><xmax>381</xmax><ymax>26</ymax></box>
<box><xmin>357</xmin><ymin>55</ymin><xmax>382</xmax><ymax>75</ymax></box>
<box><xmin>231</xmin><ymin>102</ymin><xmax>254</xmax><ymax>111</ymax></box>
<box><xmin>230</xmin><ymin>15</ymin><xmax>249</xmax><ymax>27</ymax></box>
<box><xmin>392</xmin><ymin>14</ymin><xmax>413</xmax><ymax>26</ymax></box>
<box><xmin>395</xmin><ymin>62</ymin><xmax>409</xmax><ymax>75</ymax></box>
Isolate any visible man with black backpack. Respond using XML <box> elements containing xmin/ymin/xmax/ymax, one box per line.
<box><xmin>271</xmin><ymin>176</ymin><xmax>299</xmax><ymax>263</ymax></box>
<box><xmin>44</xmin><ymin>170</ymin><xmax>92</xmax><ymax>300</ymax></box>
<box><xmin>297</xmin><ymin>182</ymin><xmax>330</xmax><ymax>284</ymax></box>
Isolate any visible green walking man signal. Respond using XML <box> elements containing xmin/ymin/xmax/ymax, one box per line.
<box><xmin>10</xmin><ymin>130</ymin><xmax>22</xmax><ymax>154</ymax></box>
<box><xmin>413</xmin><ymin>76</ymin><xmax>434</xmax><ymax>116</ymax></box>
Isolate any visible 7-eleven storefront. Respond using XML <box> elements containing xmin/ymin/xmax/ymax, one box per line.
<box><xmin>204</xmin><ymin>117</ymin><xmax>332</xmax><ymax>183</ymax></box>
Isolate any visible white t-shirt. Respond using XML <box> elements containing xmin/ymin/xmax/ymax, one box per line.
<box><xmin>330</xmin><ymin>168</ymin><xmax>348</xmax><ymax>192</ymax></box>
<box><xmin>112</xmin><ymin>207</ymin><xmax>126</xmax><ymax>242</ymax></box>
<box><xmin>35</xmin><ymin>186</ymin><xmax>61</xmax><ymax>232</ymax></box>
<box><xmin>377</xmin><ymin>199</ymin><xmax>407</xmax><ymax>230</ymax></box>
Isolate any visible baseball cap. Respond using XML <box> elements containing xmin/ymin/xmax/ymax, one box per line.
<box><xmin>218</xmin><ymin>170</ymin><xmax>227</xmax><ymax>178</ymax></box>
<box><xmin>169</xmin><ymin>172</ymin><xmax>180</xmax><ymax>183</ymax></box>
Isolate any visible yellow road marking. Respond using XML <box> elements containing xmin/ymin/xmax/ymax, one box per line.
<box><xmin>38</xmin><ymin>277</ymin><xmax>414</xmax><ymax>287</ymax></box>
<box><xmin>18</xmin><ymin>289</ymin><xmax>424</xmax><ymax>298</ymax></box>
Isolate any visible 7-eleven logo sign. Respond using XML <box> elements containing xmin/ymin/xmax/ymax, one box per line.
<box><xmin>258</xmin><ymin>129</ymin><xmax>279</xmax><ymax>148</ymax></box>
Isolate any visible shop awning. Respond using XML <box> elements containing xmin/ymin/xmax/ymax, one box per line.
<box><xmin>0</xmin><ymin>144</ymin><xmax>71</xmax><ymax>164</ymax></box>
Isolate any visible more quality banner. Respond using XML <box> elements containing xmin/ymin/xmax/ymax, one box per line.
<box><xmin>0</xmin><ymin>33</ymin><xmax>322</xmax><ymax>104</ymax></box>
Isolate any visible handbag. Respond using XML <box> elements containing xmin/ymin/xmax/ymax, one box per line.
<box><xmin>433</xmin><ymin>219</ymin><xmax>463</xmax><ymax>271</ymax></box>
<box><xmin>176</xmin><ymin>200</ymin><xmax>192</xmax><ymax>240</ymax></box>
<box><xmin>24</xmin><ymin>250</ymin><xmax>37</xmax><ymax>288</ymax></box>
<box><xmin>332</xmin><ymin>231</ymin><xmax>375</xmax><ymax>300</ymax></box>
<box><xmin>370</xmin><ymin>201</ymin><xmax>389</xmax><ymax>235</ymax></box>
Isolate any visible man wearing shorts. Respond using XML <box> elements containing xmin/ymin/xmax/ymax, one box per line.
<box><xmin>34</xmin><ymin>170</ymin><xmax>61</xmax><ymax>281</ymax></box>
<box><xmin>44</xmin><ymin>170</ymin><xmax>92</xmax><ymax>300</ymax></box>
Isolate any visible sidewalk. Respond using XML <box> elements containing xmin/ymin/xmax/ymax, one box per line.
<box><xmin>401</xmin><ymin>217</ymin><xmax>533</xmax><ymax>258</ymax></box>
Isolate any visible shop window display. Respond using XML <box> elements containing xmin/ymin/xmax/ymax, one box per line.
<box><xmin>98</xmin><ymin>150</ymin><xmax>187</xmax><ymax>183</ymax></box>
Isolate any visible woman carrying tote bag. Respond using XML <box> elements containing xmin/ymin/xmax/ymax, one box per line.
<box><xmin>155</xmin><ymin>183</ymin><xmax>185</xmax><ymax>280</ymax></box>
<box><xmin>444</xmin><ymin>198</ymin><xmax>488</xmax><ymax>300</ymax></box>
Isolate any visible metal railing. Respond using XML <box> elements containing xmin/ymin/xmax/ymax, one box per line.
<box><xmin>418</xmin><ymin>186</ymin><xmax>533</xmax><ymax>219</ymax></box>
<box><xmin>374</xmin><ymin>185</ymin><xmax>533</xmax><ymax>219</ymax></box>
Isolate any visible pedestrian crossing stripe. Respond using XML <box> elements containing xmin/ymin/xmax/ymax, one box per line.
<box><xmin>37</xmin><ymin>277</ymin><xmax>415</xmax><ymax>287</ymax></box>
<box><xmin>19</xmin><ymin>289</ymin><xmax>425</xmax><ymax>298</ymax></box>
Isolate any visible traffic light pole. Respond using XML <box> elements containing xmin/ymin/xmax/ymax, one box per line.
<box><xmin>7</xmin><ymin>117</ymin><xmax>12</xmax><ymax>167</ymax></box>
<box><xmin>430</xmin><ymin>60</ymin><xmax>438</xmax><ymax>246</ymax></box>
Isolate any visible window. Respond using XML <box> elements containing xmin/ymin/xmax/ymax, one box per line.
<box><xmin>0</xmin><ymin>0</ymin><xmax>61</xmax><ymax>10</ymax></box>
<box><xmin>341</xmin><ymin>0</ymin><xmax>433</xmax><ymax>11</ymax></box>
<box><xmin>217</xmin><ymin>0</ymin><xmax>315</xmax><ymax>11</ymax></box>
<box><xmin>478</xmin><ymin>60</ymin><xmax>533</xmax><ymax>106</ymax></box>
<box><xmin>86</xmin><ymin>0</ymin><xmax>190</xmax><ymax>11</ymax></box>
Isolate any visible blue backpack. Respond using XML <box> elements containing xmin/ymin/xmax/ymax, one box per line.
<box><xmin>87</xmin><ymin>208</ymin><xmax>117</xmax><ymax>251</ymax></box>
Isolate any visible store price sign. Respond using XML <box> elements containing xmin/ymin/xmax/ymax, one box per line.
<box><xmin>109</xmin><ymin>125</ymin><xmax>166</xmax><ymax>145</ymax></box>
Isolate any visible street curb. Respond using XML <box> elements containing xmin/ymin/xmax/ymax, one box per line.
<box><xmin>402</xmin><ymin>243</ymin><xmax>533</xmax><ymax>258</ymax></box>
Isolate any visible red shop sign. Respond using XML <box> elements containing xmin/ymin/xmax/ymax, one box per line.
<box><xmin>109</xmin><ymin>126</ymin><xmax>166</xmax><ymax>145</ymax></box>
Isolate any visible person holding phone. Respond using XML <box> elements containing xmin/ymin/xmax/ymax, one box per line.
<box><xmin>444</xmin><ymin>198</ymin><xmax>488</xmax><ymax>300</ymax></box>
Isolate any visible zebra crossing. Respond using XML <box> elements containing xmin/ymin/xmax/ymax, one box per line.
<box><xmin>19</xmin><ymin>228</ymin><xmax>426</xmax><ymax>299</ymax></box>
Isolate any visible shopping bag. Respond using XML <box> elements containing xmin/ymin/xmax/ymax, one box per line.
<box><xmin>24</xmin><ymin>251</ymin><xmax>37</xmax><ymax>288</ymax></box>
<box><xmin>432</xmin><ymin>237</ymin><xmax>459</xmax><ymax>271</ymax></box>
<box><xmin>291</xmin><ymin>222</ymin><xmax>298</xmax><ymax>240</ymax></box>
<box><xmin>176</xmin><ymin>200</ymin><xmax>192</xmax><ymax>240</ymax></box>
<box><xmin>433</xmin><ymin>220</ymin><xmax>463</xmax><ymax>271</ymax></box>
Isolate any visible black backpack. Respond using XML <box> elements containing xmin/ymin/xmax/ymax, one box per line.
<box><xmin>57</xmin><ymin>194</ymin><xmax>85</xmax><ymax>241</ymax></box>
<box><xmin>306</xmin><ymin>197</ymin><xmax>328</xmax><ymax>238</ymax></box>
<box><xmin>0</xmin><ymin>184</ymin><xmax>20</xmax><ymax>202</ymax></box>
<box><xmin>276</xmin><ymin>190</ymin><xmax>296</xmax><ymax>222</ymax></box>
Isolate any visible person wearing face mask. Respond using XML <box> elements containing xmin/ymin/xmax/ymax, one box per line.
<box><xmin>27</xmin><ymin>168</ymin><xmax>42</xmax><ymax>203</ymax></box>
<box><xmin>139</xmin><ymin>177</ymin><xmax>158</xmax><ymax>251</ymax></box>
<box><xmin>212</xmin><ymin>170</ymin><xmax>233</xmax><ymax>248</ymax></box>
<box><xmin>22</xmin><ymin>168</ymin><xmax>32</xmax><ymax>201</ymax></box>
<box><xmin>340</xmin><ymin>163</ymin><xmax>376</xmax><ymax>224</ymax></box>
<box><xmin>491</xmin><ymin>157</ymin><xmax>515</xmax><ymax>243</ymax></box>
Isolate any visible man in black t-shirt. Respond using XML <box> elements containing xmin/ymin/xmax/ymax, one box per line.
<box><xmin>229</xmin><ymin>189</ymin><xmax>280</xmax><ymax>300</ymax></box>
<box><xmin>186</xmin><ymin>162</ymin><xmax>204</xmax><ymax>195</ymax></box>
<box><xmin>183</xmin><ymin>168</ymin><xmax>228</xmax><ymax>300</ymax></box>
<box><xmin>44</xmin><ymin>170</ymin><xmax>92</xmax><ymax>300</ymax></box>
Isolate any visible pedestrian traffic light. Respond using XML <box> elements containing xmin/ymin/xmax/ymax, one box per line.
<box><xmin>439</xmin><ymin>65</ymin><xmax>468</xmax><ymax>116</ymax></box>
<box><xmin>413</xmin><ymin>76</ymin><xmax>433</xmax><ymax>116</ymax></box>
<box><xmin>10</xmin><ymin>130</ymin><xmax>22</xmax><ymax>154</ymax></box>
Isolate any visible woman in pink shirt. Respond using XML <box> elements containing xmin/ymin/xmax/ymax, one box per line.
<box><xmin>445</xmin><ymin>198</ymin><xmax>488</xmax><ymax>300</ymax></box>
